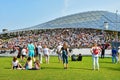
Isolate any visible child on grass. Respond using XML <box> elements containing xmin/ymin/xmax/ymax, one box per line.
<box><xmin>11</xmin><ymin>56</ymin><xmax>23</xmax><ymax>70</ymax></box>
<box><xmin>32</xmin><ymin>60</ymin><xmax>40</xmax><ymax>70</ymax></box>
<box><xmin>24</xmin><ymin>57</ymin><xmax>32</xmax><ymax>70</ymax></box>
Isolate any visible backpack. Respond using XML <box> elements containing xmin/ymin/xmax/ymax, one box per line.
<box><xmin>93</xmin><ymin>48</ymin><xmax>99</xmax><ymax>55</ymax></box>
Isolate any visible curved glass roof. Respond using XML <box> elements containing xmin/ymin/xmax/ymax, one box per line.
<box><xmin>28</xmin><ymin>11</ymin><xmax>120</xmax><ymax>31</ymax></box>
<box><xmin>3</xmin><ymin>11</ymin><xmax>120</xmax><ymax>33</ymax></box>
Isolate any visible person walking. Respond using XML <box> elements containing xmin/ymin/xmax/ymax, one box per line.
<box><xmin>43</xmin><ymin>45</ymin><xmax>50</xmax><ymax>64</ymax></box>
<box><xmin>61</xmin><ymin>42</ymin><xmax>69</xmax><ymax>69</ymax></box>
<box><xmin>101</xmin><ymin>44</ymin><xmax>105</xmax><ymax>58</ymax></box>
<box><xmin>27</xmin><ymin>41</ymin><xmax>35</xmax><ymax>62</ymax></box>
<box><xmin>37</xmin><ymin>43</ymin><xmax>43</xmax><ymax>63</ymax></box>
<box><xmin>56</xmin><ymin>43</ymin><xmax>63</xmax><ymax>63</ymax></box>
<box><xmin>90</xmin><ymin>43</ymin><xmax>101</xmax><ymax>70</ymax></box>
<box><xmin>21</xmin><ymin>45</ymin><xmax>27</xmax><ymax>62</ymax></box>
<box><xmin>111</xmin><ymin>47</ymin><xmax>117</xmax><ymax>64</ymax></box>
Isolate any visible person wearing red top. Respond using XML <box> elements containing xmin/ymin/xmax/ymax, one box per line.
<box><xmin>90</xmin><ymin>43</ymin><xmax>101</xmax><ymax>70</ymax></box>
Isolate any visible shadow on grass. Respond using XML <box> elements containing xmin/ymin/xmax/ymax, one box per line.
<box><xmin>69</xmin><ymin>67</ymin><xmax>92</xmax><ymax>71</ymax></box>
<box><xmin>102</xmin><ymin>66</ymin><xmax>120</xmax><ymax>71</ymax></box>
<box><xmin>41</xmin><ymin>67</ymin><xmax>63</xmax><ymax>70</ymax></box>
<box><xmin>100</xmin><ymin>61</ymin><xmax>112</xmax><ymax>64</ymax></box>
<box><xmin>41</xmin><ymin>66</ymin><xmax>92</xmax><ymax>71</ymax></box>
<box><xmin>4</xmin><ymin>67</ymin><xmax>11</xmax><ymax>69</ymax></box>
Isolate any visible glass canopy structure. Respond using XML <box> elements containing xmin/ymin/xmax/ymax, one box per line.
<box><xmin>2</xmin><ymin>11</ymin><xmax>120</xmax><ymax>33</ymax></box>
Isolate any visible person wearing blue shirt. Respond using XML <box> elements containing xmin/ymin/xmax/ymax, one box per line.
<box><xmin>111</xmin><ymin>47</ymin><xmax>117</xmax><ymax>63</ymax></box>
<box><xmin>27</xmin><ymin>41</ymin><xmax>35</xmax><ymax>62</ymax></box>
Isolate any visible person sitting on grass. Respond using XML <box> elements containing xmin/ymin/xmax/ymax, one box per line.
<box><xmin>24</xmin><ymin>57</ymin><xmax>33</xmax><ymax>70</ymax></box>
<box><xmin>11</xmin><ymin>56</ymin><xmax>24</xmax><ymax>70</ymax></box>
<box><xmin>77</xmin><ymin>53</ymin><xmax>82</xmax><ymax>61</ymax></box>
<box><xmin>32</xmin><ymin>59</ymin><xmax>40</xmax><ymax>70</ymax></box>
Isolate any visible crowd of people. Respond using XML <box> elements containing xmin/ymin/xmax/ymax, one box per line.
<box><xmin>0</xmin><ymin>28</ymin><xmax>116</xmax><ymax>50</ymax></box>
<box><xmin>10</xmin><ymin>41</ymin><xmax>120</xmax><ymax>71</ymax></box>
<box><xmin>11</xmin><ymin>41</ymin><xmax>69</xmax><ymax>70</ymax></box>
<box><xmin>0</xmin><ymin>28</ymin><xmax>120</xmax><ymax>70</ymax></box>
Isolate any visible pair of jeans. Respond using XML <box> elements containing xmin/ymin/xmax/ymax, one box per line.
<box><xmin>38</xmin><ymin>54</ymin><xmax>42</xmax><ymax>63</ymax></box>
<box><xmin>92</xmin><ymin>54</ymin><xmax>99</xmax><ymax>70</ymax></box>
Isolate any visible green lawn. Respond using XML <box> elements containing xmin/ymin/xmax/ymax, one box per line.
<box><xmin>0</xmin><ymin>56</ymin><xmax>120</xmax><ymax>80</ymax></box>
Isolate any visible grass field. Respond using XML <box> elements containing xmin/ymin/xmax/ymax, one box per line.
<box><xmin>0</xmin><ymin>56</ymin><xmax>120</xmax><ymax>80</ymax></box>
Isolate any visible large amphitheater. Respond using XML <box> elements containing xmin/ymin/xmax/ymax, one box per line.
<box><xmin>0</xmin><ymin>10</ymin><xmax>120</xmax><ymax>56</ymax></box>
<box><xmin>0</xmin><ymin>11</ymin><xmax>120</xmax><ymax>46</ymax></box>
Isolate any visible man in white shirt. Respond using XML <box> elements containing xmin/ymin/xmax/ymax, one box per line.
<box><xmin>43</xmin><ymin>45</ymin><xmax>50</xmax><ymax>64</ymax></box>
<box><xmin>37</xmin><ymin>43</ymin><xmax>43</xmax><ymax>63</ymax></box>
<box><xmin>57</xmin><ymin>43</ymin><xmax>63</xmax><ymax>63</ymax></box>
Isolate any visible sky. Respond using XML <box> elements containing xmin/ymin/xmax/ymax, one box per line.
<box><xmin>0</xmin><ymin>0</ymin><xmax>120</xmax><ymax>32</ymax></box>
